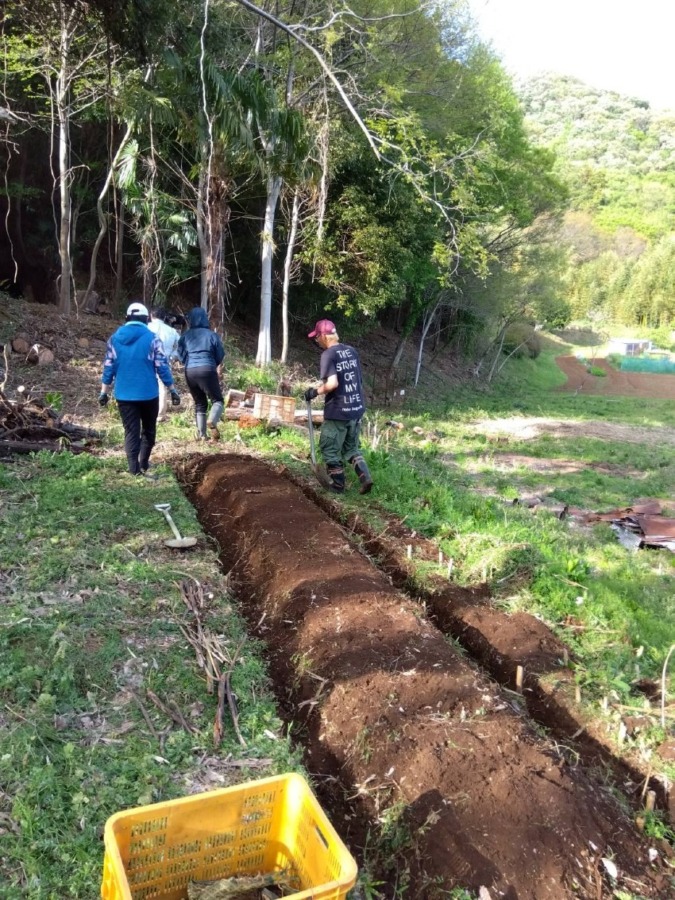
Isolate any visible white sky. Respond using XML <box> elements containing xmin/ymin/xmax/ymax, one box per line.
<box><xmin>466</xmin><ymin>0</ymin><xmax>675</xmax><ymax>111</ymax></box>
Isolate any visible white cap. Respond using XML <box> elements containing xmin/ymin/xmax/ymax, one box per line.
<box><xmin>126</xmin><ymin>302</ymin><xmax>149</xmax><ymax>318</ymax></box>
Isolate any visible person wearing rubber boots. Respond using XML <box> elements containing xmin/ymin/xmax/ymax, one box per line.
<box><xmin>304</xmin><ymin>319</ymin><xmax>373</xmax><ymax>494</ymax></box>
<box><xmin>99</xmin><ymin>302</ymin><xmax>180</xmax><ymax>476</ymax></box>
<box><xmin>177</xmin><ymin>307</ymin><xmax>225</xmax><ymax>441</ymax></box>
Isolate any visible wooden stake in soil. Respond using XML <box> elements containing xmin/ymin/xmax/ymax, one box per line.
<box><xmin>645</xmin><ymin>790</ymin><xmax>656</xmax><ymax>813</ymax></box>
<box><xmin>515</xmin><ymin>665</ymin><xmax>524</xmax><ymax>693</ymax></box>
<box><xmin>407</xmin><ymin>545</ymin><xmax>412</xmax><ymax>559</ymax></box>
<box><xmin>438</xmin><ymin>549</ymin><xmax>443</xmax><ymax>565</ymax></box>
<box><xmin>447</xmin><ymin>559</ymin><xmax>454</xmax><ymax>578</ymax></box>
<box><xmin>575</xmin><ymin>684</ymin><xmax>581</xmax><ymax>705</ymax></box>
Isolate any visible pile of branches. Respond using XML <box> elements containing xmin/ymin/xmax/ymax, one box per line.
<box><xmin>0</xmin><ymin>389</ymin><xmax>100</xmax><ymax>456</ymax></box>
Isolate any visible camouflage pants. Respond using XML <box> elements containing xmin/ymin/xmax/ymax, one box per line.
<box><xmin>319</xmin><ymin>418</ymin><xmax>362</xmax><ymax>467</ymax></box>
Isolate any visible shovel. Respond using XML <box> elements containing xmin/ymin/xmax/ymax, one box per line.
<box><xmin>154</xmin><ymin>503</ymin><xmax>197</xmax><ymax>549</ymax></box>
<box><xmin>306</xmin><ymin>401</ymin><xmax>332</xmax><ymax>489</ymax></box>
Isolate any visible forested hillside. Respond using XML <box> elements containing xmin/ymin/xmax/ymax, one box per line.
<box><xmin>518</xmin><ymin>73</ymin><xmax>675</xmax><ymax>332</ymax></box>
<box><xmin>2</xmin><ymin>4</ymin><xmax>672</xmax><ymax>376</ymax></box>
<box><xmin>0</xmin><ymin>0</ymin><xmax>569</xmax><ymax>377</ymax></box>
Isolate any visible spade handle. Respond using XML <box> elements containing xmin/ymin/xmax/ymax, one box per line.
<box><xmin>155</xmin><ymin>504</ymin><xmax>183</xmax><ymax>541</ymax></box>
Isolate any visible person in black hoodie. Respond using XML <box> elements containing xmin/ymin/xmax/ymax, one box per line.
<box><xmin>176</xmin><ymin>307</ymin><xmax>225</xmax><ymax>440</ymax></box>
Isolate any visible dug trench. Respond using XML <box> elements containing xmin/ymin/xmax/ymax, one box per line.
<box><xmin>177</xmin><ymin>453</ymin><xmax>670</xmax><ymax>900</ymax></box>
<box><xmin>295</xmin><ymin>478</ymin><xmax>675</xmax><ymax>823</ymax></box>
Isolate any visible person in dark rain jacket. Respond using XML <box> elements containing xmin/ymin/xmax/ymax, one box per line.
<box><xmin>177</xmin><ymin>307</ymin><xmax>225</xmax><ymax>440</ymax></box>
<box><xmin>99</xmin><ymin>302</ymin><xmax>180</xmax><ymax>476</ymax></box>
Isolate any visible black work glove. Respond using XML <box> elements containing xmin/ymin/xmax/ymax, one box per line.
<box><xmin>304</xmin><ymin>387</ymin><xmax>318</xmax><ymax>402</ymax></box>
<box><xmin>170</xmin><ymin>388</ymin><xmax>181</xmax><ymax>406</ymax></box>
<box><xmin>98</xmin><ymin>392</ymin><xmax>109</xmax><ymax>407</ymax></box>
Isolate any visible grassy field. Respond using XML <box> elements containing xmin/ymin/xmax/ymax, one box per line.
<box><xmin>1</xmin><ymin>332</ymin><xmax>674</xmax><ymax>897</ymax></box>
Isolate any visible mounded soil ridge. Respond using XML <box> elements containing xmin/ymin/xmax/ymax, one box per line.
<box><xmin>178</xmin><ymin>453</ymin><xmax>667</xmax><ymax>900</ymax></box>
<box><xmin>295</xmin><ymin>491</ymin><xmax>670</xmax><ymax>813</ymax></box>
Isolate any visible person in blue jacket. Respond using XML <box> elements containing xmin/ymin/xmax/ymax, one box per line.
<box><xmin>99</xmin><ymin>302</ymin><xmax>180</xmax><ymax>475</ymax></box>
<box><xmin>177</xmin><ymin>307</ymin><xmax>225</xmax><ymax>440</ymax></box>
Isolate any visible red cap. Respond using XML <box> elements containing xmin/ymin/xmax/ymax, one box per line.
<box><xmin>308</xmin><ymin>319</ymin><xmax>336</xmax><ymax>339</ymax></box>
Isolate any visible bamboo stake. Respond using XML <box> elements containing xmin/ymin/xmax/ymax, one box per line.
<box><xmin>661</xmin><ymin>644</ymin><xmax>675</xmax><ymax>730</ymax></box>
<box><xmin>515</xmin><ymin>666</ymin><xmax>524</xmax><ymax>693</ymax></box>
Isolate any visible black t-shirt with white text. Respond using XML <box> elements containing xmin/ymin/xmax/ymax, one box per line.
<box><xmin>320</xmin><ymin>343</ymin><xmax>366</xmax><ymax>421</ymax></box>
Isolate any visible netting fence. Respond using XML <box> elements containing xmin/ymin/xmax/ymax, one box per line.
<box><xmin>619</xmin><ymin>356</ymin><xmax>675</xmax><ymax>374</ymax></box>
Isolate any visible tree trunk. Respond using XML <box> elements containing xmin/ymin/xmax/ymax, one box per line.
<box><xmin>256</xmin><ymin>172</ymin><xmax>282</xmax><ymax>366</ymax></box>
<box><xmin>197</xmin><ymin>166</ymin><xmax>208</xmax><ymax>310</ymax></box>
<box><xmin>414</xmin><ymin>300</ymin><xmax>441</xmax><ymax>386</ymax></box>
<box><xmin>81</xmin><ymin>123</ymin><xmax>134</xmax><ymax>313</ymax></box>
<box><xmin>198</xmin><ymin>150</ymin><xmax>230</xmax><ymax>327</ymax></box>
<box><xmin>486</xmin><ymin>326</ymin><xmax>509</xmax><ymax>383</ymax></box>
<box><xmin>114</xmin><ymin>198</ymin><xmax>125</xmax><ymax>304</ymax></box>
<box><xmin>280</xmin><ymin>188</ymin><xmax>300</xmax><ymax>364</ymax></box>
<box><xmin>56</xmin><ymin>12</ymin><xmax>72</xmax><ymax>315</ymax></box>
<box><xmin>141</xmin><ymin>238</ymin><xmax>153</xmax><ymax>304</ymax></box>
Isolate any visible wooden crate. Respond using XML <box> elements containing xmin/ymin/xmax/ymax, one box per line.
<box><xmin>253</xmin><ymin>393</ymin><xmax>296</xmax><ymax>424</ymax></box>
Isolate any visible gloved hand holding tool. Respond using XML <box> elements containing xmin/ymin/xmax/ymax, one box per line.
<box><xmin>170</xmin><ymin>388</ymin><xmax>181</xmax><ymax>406</ymax></box>
<box><xmin>98</xmin><ymin>392</ymin><xmax>109</xmax><ymax>407</ymax></box>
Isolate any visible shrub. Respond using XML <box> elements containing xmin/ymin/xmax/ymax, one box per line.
<box><xmin>502</xmin><ymin>323</ymin><xmax>542</xmax><ymax>359</ymax></box>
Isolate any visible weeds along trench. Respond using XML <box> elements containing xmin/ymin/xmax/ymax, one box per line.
<box><xmin>296</xmin><ymin>479</ymin><xmax>673</xmax><ymax>818</ymax></box>
<box><xmin>176</xmin><ymin>452</ymin><xmax>669</xmax><ymax>900</ymax></box>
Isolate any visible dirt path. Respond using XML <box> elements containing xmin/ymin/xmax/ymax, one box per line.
<box><xmin>471</xmin><ymin>415</ymin><xmax>675</xmax><ymax>447</ymax></box>
<box><xmin>178</xmin><ymin>453</ymin><xmax>666</xmax><ymax>900</ymax></box>
<box><xmin>556</xmin><ymin>356</ymin><xmax>675</xmax><ymax>399</ymax></box>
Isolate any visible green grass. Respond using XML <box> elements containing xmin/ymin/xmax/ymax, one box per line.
<box><xmin>0</xmin><ymin>452</ymin><xmax>299</xmax><ymax>897</ymax></box>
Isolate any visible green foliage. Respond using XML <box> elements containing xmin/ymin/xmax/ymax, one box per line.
<box><xmin>519</xmin><ymin>74</ymin><xmax>675</xmax><ymax>329</ymax></box>
<box><xmin>643</xmin><ymin>811</ymin><xmax>675</xmax><ymax>846</ymax></box>
<box><xmin>502</xmin><ymin>323</ymin><xmax>542</xmax><ymax>359</ymax></box>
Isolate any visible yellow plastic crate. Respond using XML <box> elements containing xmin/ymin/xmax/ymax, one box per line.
<box><xmin>101</xmin><ymin>773</ymin><xmax>357</xmax><ymax>900</ymax></box>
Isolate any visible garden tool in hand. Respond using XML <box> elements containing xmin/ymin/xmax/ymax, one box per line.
<box><xmin>306</xmin><ymin>401</ymin><xmax>332</xmax><ymax>489</ymax></box>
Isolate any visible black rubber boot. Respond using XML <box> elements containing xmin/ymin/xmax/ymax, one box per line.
<box><xmin>195</xmin><ymin>412</ymin><xmax>207</xmax><ymax>440</ymax></box>
<box><xmin>327</xmin><ymin>465</ymin><xmax>346</xmax><ymax>493</ymax></box>
<box><xmin>351</xmin><ymin>454</ymin><xmax>374</xmax><ymax>494</ymax></box>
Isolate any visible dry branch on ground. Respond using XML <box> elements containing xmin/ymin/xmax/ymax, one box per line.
<box><xmin>0</xmin><ymin>389</ymin><xmax>100</xmax><ymax>455</ymax></box>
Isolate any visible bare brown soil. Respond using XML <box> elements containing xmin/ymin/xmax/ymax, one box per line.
<box><xmin>471</xmin><ymin>415</ymin><xmax>675</xmax><ymax>447</ymax></box>
<box><xmin>177</xmin><ymin>453</ymin><xmax>669</xmax><ymax>900</ymax></box>
<box><xmin>556</xmin><ymin>356</ymin><xmax>675</xmax><ymax>399</ymax></box>
<box><xmin>296</xmin><ymin>492</ymin><xmax>672</xmax><ymax>809</ymax></box>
